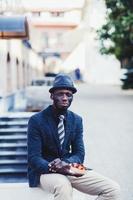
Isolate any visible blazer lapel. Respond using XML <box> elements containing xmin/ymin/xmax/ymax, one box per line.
<box><xmin>62</xmin><ymin>111</ymin><xmax>72</xmax><ymax>150</ymax></box>
<box><xmin>47</xmin><ymin>114</ymin><xmax>61</xmax><ymax>153</ymax></box>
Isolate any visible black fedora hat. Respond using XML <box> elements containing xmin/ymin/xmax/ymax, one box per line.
<box><xmin>49</xmin><ymin>73</ymin><xmax>77</xmax><ymax>94</ymax></box>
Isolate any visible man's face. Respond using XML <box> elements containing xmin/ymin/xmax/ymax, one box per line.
<box><xmin>51</xmin><ymin>89</ymin><xmax>73</xmax><ymax>110</ymax></box>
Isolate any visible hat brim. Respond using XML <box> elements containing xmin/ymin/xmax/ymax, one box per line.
<box><xmin>49</xmin><ymin>86</ymin><xmax>77</xmax><ymax>94</ymax></box>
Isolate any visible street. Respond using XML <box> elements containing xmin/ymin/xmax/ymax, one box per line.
<box><xmin>71</xmin><ymin>83</ymin><xmax>133</xmax><ymax>200</ymax></box>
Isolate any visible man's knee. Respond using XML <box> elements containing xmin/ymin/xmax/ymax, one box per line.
<box><xmin>110</xmin><ymin>182</ymin><xmax>121</xmax><ymax>199</ymax></box>
<box><xmin>103</xmin><ymin>181</ymin><xmax>121</xmax><ymax>199</ymax></box>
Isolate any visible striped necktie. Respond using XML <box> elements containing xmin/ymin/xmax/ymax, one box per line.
<box><xmin>58</xmin><ymin>115</ymin><xmax>65</xmax><ymax>148</ymax></box>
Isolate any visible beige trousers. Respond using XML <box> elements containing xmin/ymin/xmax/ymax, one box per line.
<box><xmin>40</xmin><ymin>170</ymin><xmax>120</xmax><ymax>200</ymax></box>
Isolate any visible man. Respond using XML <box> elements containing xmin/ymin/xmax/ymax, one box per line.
<box><xmin>27</xmin><ymin>73</ymin><xmax>120</xmax><ymax>200</ymax></box>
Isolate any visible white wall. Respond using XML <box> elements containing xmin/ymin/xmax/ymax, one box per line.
<box><xmin>62</xmin><ymin>0</ymin><xmax>121</xmax><ymax>85</ymax></box>
<box><xmin>0</xmin><ymin>39</ymin><xmax>44</xmax><ymax>112</ymax></box>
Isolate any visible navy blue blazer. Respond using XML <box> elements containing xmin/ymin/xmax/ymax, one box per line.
<box><xmin>27</xmin><ymin>105</ymin><xmax>85</xmax><ymax>187</ymax></box>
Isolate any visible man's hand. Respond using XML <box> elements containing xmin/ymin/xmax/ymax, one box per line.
<box><xmin>48</xmin><ymin>159</ymin><xmax>85</xmax><ymax>177</ymax></box>
<box><xmin>48</xmin><ymin>158</ymin><xmax>69</xmax><ymax>173</ymax></box>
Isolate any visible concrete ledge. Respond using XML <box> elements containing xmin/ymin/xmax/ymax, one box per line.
<box><xmin>0</xmin><ymin>182</ymin><xmax>90</xmax><ymax>200</ymax></box>
<box><xmin>0</xmin><ymin>183</ymin><xmax>53</xmax><ymax>200</ymax></box>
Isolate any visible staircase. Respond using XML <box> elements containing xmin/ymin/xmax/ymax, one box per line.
<box><xmin>0</xmin><ymin>112</ymin><xmax>33</xmax><ymax>182</ymax></box>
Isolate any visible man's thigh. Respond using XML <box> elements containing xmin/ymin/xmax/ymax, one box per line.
<box><xmin>67</xmin><ymin>170</ymin><xmax>119</xmax><ymax>196</ymax></box>
<box><xmin>40</xmin><ymin>173</ymin><xmax>72</xmax><ymax>194</ymax></box>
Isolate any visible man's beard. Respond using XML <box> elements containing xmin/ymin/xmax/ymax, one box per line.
<box><xmin>54</xmin><ymin>99</ymin><xmax>72</xmax><ymax>114</ymax></box>
<box><xmin>54</xmin><ymin>103</ymin><xmax>69</xmax><ymax>114</ymax></box>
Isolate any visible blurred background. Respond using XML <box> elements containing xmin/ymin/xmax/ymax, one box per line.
<box><xmin>0</xmin><ymin>1</ymin><xmax>133</xmax><ymax>200</ymax></box>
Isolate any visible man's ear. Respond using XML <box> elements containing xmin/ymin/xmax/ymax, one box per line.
<box><xmin>50</xmin><ymin>93</ymin><xmax>53</xmax><ymax>100</ymax></box>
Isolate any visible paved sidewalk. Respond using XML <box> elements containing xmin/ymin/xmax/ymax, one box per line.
<box><xmin>71</xmin><ymin>83</ymin><xmax>133</xmax><ymax>200</ymax></box>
